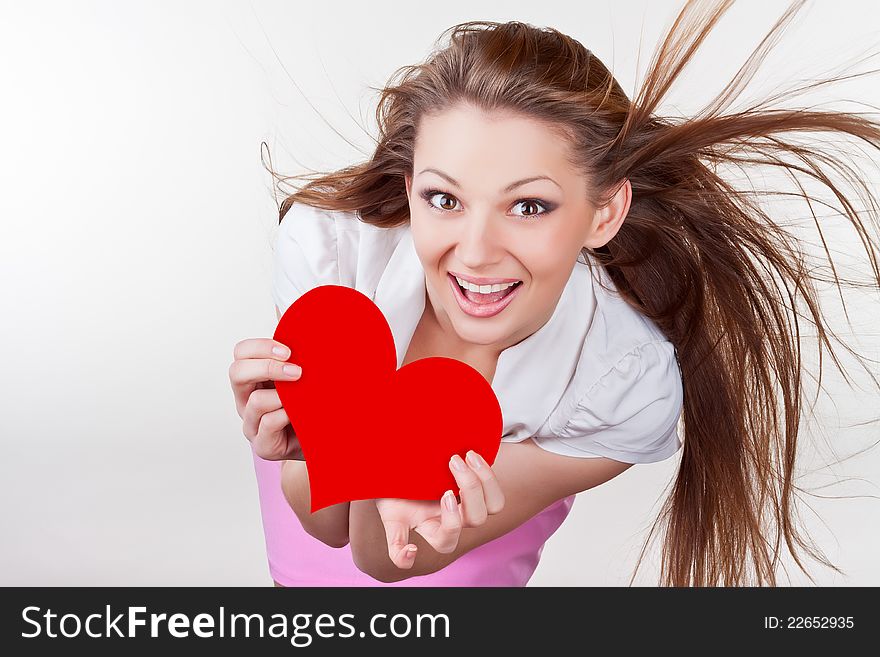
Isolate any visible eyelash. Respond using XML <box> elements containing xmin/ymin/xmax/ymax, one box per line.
<box><xmin>417</xmin><ymin>188</ymin><xmax>555</xmax><ymax>220</ymax></box>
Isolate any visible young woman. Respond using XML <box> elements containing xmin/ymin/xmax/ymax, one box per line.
<box><xmin>229</xmin><ymin>1</ymin><xmax>880</xmax><ymax>586</ymax></box>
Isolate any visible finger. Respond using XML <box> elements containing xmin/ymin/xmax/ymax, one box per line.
<box><xmin>229</xmin><ymin>358</ymin><xmax>302</xmax><ymax>418</ymax></box>
<box><xmin>412</xmin><ymin>491</ymin><xmax>462</xmax><ymax>554</ymax></box>
<box><xmin>465</xmin><ymin>450</ymin><xmax>505</xmax><ymax>515</ymax></box>
<box><xmin>242</xmin><ymin>388</ymin><xmax>284</xmax><ymax>440</ymax></box>
<box><xmin>252</xmin><ymin>407</ymin><xmax>294</xmax><ymax>459</ymax></box>
<box><xmin>229</xmin><ymin>337</ymin><xmax>301</xmax><ymax>406</ymax></box>
<box><xmin>449</xmin><ymin>454</ymin><xmax>487</xmax><ymax>527</ymax></box>
<box><xmin>230</xmin><ymin>338</ymin><xmax>295</xmax><ymax>396</ymax></box>
<box><xmin>229</xmin><ymin>357</ymin><xmax>303</xmax><ymax>390</ymax></box>
<box><xmin>233</xmin><ymin>337</ymin><xmax>293</xmax><ymax>362</ymax></box>
<box><xmin>382</xmin><ymin>518</ymin><xmax>417</xmax><ymax>570</ymax></box>
<box><xmin>436</xmin><ymin>489</ymin><xmax>463</xmax><ymax>552</ymax></box>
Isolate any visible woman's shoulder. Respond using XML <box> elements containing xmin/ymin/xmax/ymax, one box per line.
<box><xmin>533</xmin><ymin>260</ymin><xmax>684</xmax><ymax>464</ymax></box>
<box><xmin>582</xmin><ymin>256</ymin><xmax>673</xmax><ymax>368</ymax></box>
<box><xmin>275</xmin><ymin>199</ymin><xmax>403</xmax><ymax>265</ymax></box>
<box><xmin>272</xmin><ymin>200</ymin><xmax>407</xmax><ymax>312</ymax></box>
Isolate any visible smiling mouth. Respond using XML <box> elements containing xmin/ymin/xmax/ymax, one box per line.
<box><xmin>447</xmin><ymin>272</ymin><xmax>523</xmax><ymax>318</ymax></box>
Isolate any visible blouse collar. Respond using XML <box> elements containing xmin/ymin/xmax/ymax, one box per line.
<box><xmin>372</xmin><ymin>226</ymin><xmax>597</xmax><ymax>442</ymax></box>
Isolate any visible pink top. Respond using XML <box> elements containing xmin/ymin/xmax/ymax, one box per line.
<box><xmin>252</xmin><ymin>448</ymin><xmax>576</xmax><ymax>586</ymax></box>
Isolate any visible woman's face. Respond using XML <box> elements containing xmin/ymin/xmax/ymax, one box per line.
<box><xmin>405</xmin><ymin>103</ymin><xmax>629</xmax><ymax>352</ymax></box>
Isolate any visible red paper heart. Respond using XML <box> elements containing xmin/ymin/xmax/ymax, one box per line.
<box><xmin>273</xmin><ymin>285</ymin><xmax>503</xmax><ymax>512</ymax></box>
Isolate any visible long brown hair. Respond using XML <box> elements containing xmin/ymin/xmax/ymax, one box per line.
<box><xmin>262</xmin><ymin>0</ymin><xmax>880</xmax><ymax>586</ymax></box>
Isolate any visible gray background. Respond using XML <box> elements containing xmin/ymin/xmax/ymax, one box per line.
<box><xmin>2</xmin><ymin>0</ymin><xmax>878</xmax><ymax>585</ymax></box>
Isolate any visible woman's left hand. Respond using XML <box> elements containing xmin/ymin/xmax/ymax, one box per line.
<box><xmin>375</xmin><ymin>450</ymin><xmax>505</xmax><ymax>570</ymax></box>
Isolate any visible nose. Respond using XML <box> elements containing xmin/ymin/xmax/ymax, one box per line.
<box><xmin>454</xmin><ymin>209</ymin><xmax>507</xmax><ymax>270</ymax></box>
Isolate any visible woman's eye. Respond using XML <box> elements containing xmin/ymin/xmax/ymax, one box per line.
<box><xmin>511</xmin><ymin>200</ymin><xmax>549</xmax><ymax>217</ymax></box>
<box><xmin>424</xmin><ymin>191</ymin><xmax>460</xmax><ymax>212</ymax></box>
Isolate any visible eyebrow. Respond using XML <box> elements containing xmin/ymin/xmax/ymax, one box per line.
<box><xmin>417</xmin><ymin>168</ymin><xmax>562</xmax><ymax>193</ymax></box>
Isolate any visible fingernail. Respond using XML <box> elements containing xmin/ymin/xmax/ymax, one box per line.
<box><xmin>443</xmin><ymin>490</ymin><xmax>456</xmax><ymax>511</ymax></box>
<box><xmin>283</xmin><ymin>364</ymin><xmax>301</xmax><ymax>377</ymax></box>
<box><xmin>407</xmin><ymin>546</ymin><xmax>417</xmax><ymax>554</ymax></box>
<box><xmin>466</xmin><ymin>450</ymin><xmax>483</xmax><ymax>469</ymax></box>
<box><xmin>273</xmin><ymin>346</ymin><xmax>290</xmax><ymax>358</ymax></box>
<box><xmin>450</xmin><ymin>455</ymin><xmax>466</xmax><ymax>471</ymax></box>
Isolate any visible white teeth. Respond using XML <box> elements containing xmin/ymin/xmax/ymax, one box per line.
<box><xmin>454</xmin><ymin>275</ymin><xmax>520</xmax><ymax>294</ymax></box>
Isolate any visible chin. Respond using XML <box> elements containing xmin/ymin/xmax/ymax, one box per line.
<box><xmin>449</xmin><ymin>318</ymin><xmax>507</xmax><ymax>346</ymax></box>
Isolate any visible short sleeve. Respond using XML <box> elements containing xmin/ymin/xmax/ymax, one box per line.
<box><xmin>272</xmin><ymin>201</ymin><xmax>341</xmax><ymax>313</ymax></box>
<box><xmin>534</xmin><ymin>341</ymin><xmax>684</xmax><ymax>464</ymax></box>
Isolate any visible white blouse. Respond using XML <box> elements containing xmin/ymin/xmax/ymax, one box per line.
<box><xmin>272</xmin><ymin>201</ymin><xmax>684</xmax><ymax>464</ymax></box>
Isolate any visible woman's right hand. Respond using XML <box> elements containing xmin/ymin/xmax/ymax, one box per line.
<box><xmin>229</xmin><ymin>337</ymin><xmax>304</xmax><ymax>461</ymax></box>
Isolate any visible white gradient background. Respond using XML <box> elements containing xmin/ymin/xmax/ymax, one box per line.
<box><xmin>2</xmin><ymin>0</ymin><xmax>878</xmax><ymax>586</ymax></box>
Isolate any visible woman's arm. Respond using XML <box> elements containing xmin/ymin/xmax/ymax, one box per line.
<box><xmin>348</xmin><ymin>437</ymin><xmax>633</xmax><ymax>582</ymax></box>
<box><xmin>280</xmin><ymin>459</ymin><xmax>350</xmax><ymax>548</ymax></box>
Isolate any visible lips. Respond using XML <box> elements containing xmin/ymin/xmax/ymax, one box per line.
<box><xmin>448</xmin><ymin>273</ymin><xmax>523</xmax><ymax>318</ymax></box>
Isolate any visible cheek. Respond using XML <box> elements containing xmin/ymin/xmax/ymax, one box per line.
<box><xmin>411</xmin><ymin>236</ymin><xmax>444</xmax><ymax>271</ymax></box>
<box><xmin>507</xmin><ymin>240</ymin><xmax>560</xmax><ymax>282</ymax></box>
<box><xmin>512</xmin><ymin>252</ymin><xmax>578</xmax><ymax>297</ymax></box>
<box><xmin>523</xmin><ymin>260</ymin><xmax>561</xmax><ymax>286</ymax></box>
<box><xmin>411</xmin><ymin>220</ymin><xmax>453</xmax><ymax>265</ymax></box>
<box><xmin>520</xmin><ymin>228</ymin><xmax>583</xmax><ymax>276</ymax></box>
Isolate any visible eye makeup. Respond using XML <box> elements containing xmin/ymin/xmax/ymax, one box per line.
<box><xmin>417</xmin><ymin>188</ymin><xmax>557</xmax><ymax>219</ymax></box>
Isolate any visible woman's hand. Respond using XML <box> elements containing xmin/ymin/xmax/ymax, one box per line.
<box><xmin>375</xmin><ymin>450</ymin><xmax>505</xmax><ymax>569</ymax></box>
<box><xmin>228</xmin><ymin>337</ymin><xmax>304</xmax><ymax>461</ymax></box>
